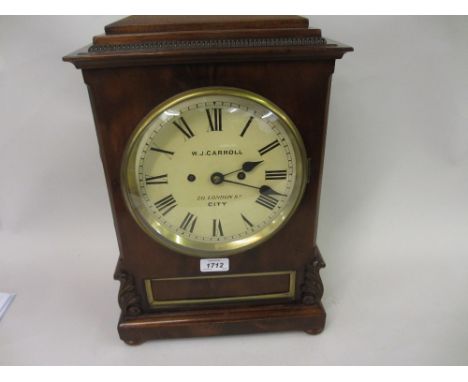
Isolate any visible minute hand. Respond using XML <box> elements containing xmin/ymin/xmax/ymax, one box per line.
<box><xmin>222</xmin><ymin>179</ymin><xmax>287</xmax><ymax>197</ymax></box>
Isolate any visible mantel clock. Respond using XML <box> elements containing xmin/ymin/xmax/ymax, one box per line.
<box><xmin>64</xmin><ymin>15</ymin><xmax>352</xmax><ymax>344</ymax></box>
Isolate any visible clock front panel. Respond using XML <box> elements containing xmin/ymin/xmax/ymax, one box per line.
<box><xmin>83</xmin><ymin>60</ymin><xmax>335</xmax><ymax>310</ymax></box>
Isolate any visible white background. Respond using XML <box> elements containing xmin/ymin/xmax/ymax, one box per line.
<box><xmin>0</xmin><ymin>16</ymin><xmax>467</xmax><ymax>365</ymax></box>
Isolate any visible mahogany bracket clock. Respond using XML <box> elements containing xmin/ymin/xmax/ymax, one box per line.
<box><xmin>64</xmin><ymin>16</ymin><xmax>352</xmax><ymax>344</ymax></box>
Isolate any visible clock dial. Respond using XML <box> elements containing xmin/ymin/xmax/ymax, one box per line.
<box><xmin>122</xmin><ymin>87</ymin><xmax>307</xmax><ymax>256</ymax></box>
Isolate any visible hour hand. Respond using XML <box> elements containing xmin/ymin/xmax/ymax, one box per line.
<box><xmin>222</xmin><ymin>161</ymin><xmax>263</xmax><ymax>177</ymax></box>
<box><xmin>242</xmin><ymin>161</ymin><xmax>263</xmax><ymax>172</ymax></box>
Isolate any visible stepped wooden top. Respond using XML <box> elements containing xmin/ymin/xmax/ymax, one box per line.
<box><xmin>104</xmin><ymin>15</ymin><xmax>309</xmax><ymax>34</ymax></box>
<box><xmin>63</xmin><ymin>15</ymin><xmax>352</xmax><ymax>69</ymax></box>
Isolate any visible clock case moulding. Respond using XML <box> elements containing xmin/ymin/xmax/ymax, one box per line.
<box><xmin>64</xmin><ymin>15</ymin><xmax>352</xmax><ymax>344</ymax></box>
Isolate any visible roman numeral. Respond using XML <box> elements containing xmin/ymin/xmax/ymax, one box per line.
<box><xmin>258</xmin><ymin>140</ymin><xmax>280</xmax><ymax>156</ymax></box>
<box><xmin>212</xmin><ymin>219</ymin><xmax>224</xmax><ymax>237</ymax></box>
<box><xmin>241</xmin><ymin>213</ymin><xmax>254</xmax><ymax>228</ymax></box>
<box><xmin>150</xmin><ymin>147</ymin><xmax>174</xmax><ymax>155</ymax></box>
<box><xmin>206</xmin><ymin>108</ymin><xmax>222</xmax><ymax>131</ymax></box>
<box><xmin>154</xmin><ymin>194</ymin><xmax>177</xmax><ymax>216</ymax></box>
<box><xmin>256</xmin><ymin>194</ymin><xmax>279</xmax><ymax>210</ymax></box>
<box><xmin>240</xmin><ymin>116</ymin><xmax>254</xmax><ymax>137</ymax></box>
<box><xmin>180</xmin><ymin>212</ymin><xmax>197</xmax><ymax>233</ymax></box>
<box><xmin>145</xmin><ymin>174</ymin><xmax>168</xmax><ymax>185</ymax></box>
<box><xmin>173</xmin><ymin>117</ymin><xmax>195</xmax><ymax>139</ymax></box>
<box><xmin>265</xmin><ymin>170</ymin><xmax>287</xmax><ymax>180</ymax></box>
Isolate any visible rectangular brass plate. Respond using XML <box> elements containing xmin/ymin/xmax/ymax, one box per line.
<box><xmin>145</xmin><ymin>271</ymin><xmax>296</xmax><ymax>308</ymax></box>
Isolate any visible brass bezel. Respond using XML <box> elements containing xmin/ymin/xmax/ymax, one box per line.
<box><xmin>121</xmin><ymin>87</ymin><xmax>308</xmax><ymax>257</ymax></box>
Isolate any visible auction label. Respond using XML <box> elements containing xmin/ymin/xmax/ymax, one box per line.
<box><xmin>200</xmin><ymin>258</ymin><xmax>230</xmax><ymax>273</ymax></box>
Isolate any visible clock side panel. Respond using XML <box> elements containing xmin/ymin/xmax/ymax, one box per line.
<box><xmin>82</xmin><ymin>59</ymin><xmax>335</xmax><ymax>313</ymax></box>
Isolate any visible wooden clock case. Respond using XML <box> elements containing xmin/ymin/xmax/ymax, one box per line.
<box><xmin>64</xmin><ymin>16</ymin><xmax>352</xmax><ymax>344</ymax></box>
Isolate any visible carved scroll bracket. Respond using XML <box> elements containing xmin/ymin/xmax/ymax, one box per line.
<box><xmin>114</xmin><ymin>262</ymin><xmax>143</xmax><ymax>317</ymax></box>
<box><xmin>301</xmin><ymin>246</ymin><xmax>326</xmax><ymax>305</ymax></box>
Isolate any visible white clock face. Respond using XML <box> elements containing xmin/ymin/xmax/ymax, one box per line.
<box><xmin>122</xmin><ymin>88</ymin><xmax>307</xmax><ymax>256</ymax></box>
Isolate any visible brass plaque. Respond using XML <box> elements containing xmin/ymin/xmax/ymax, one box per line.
<box><xmin>145</xmin><ymin>271</ymin><xmax>296</xmax><ymax>308</ymax></box>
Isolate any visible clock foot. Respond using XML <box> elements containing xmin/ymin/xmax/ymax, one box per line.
<box><xmin>304</xmin><ymin>326</ymin><xmax>324</xmax><ymax>335</ymax></box>
<box><xmin>123</xmin><ymin>339</ymin><xmax>144</xmax><ymax>346</ymax></box>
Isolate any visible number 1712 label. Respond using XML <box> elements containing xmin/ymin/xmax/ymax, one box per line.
<box><xmin>200</xmin><ymin>258</ymin><xmax>230</xmax><ymax>273</ymax></box>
